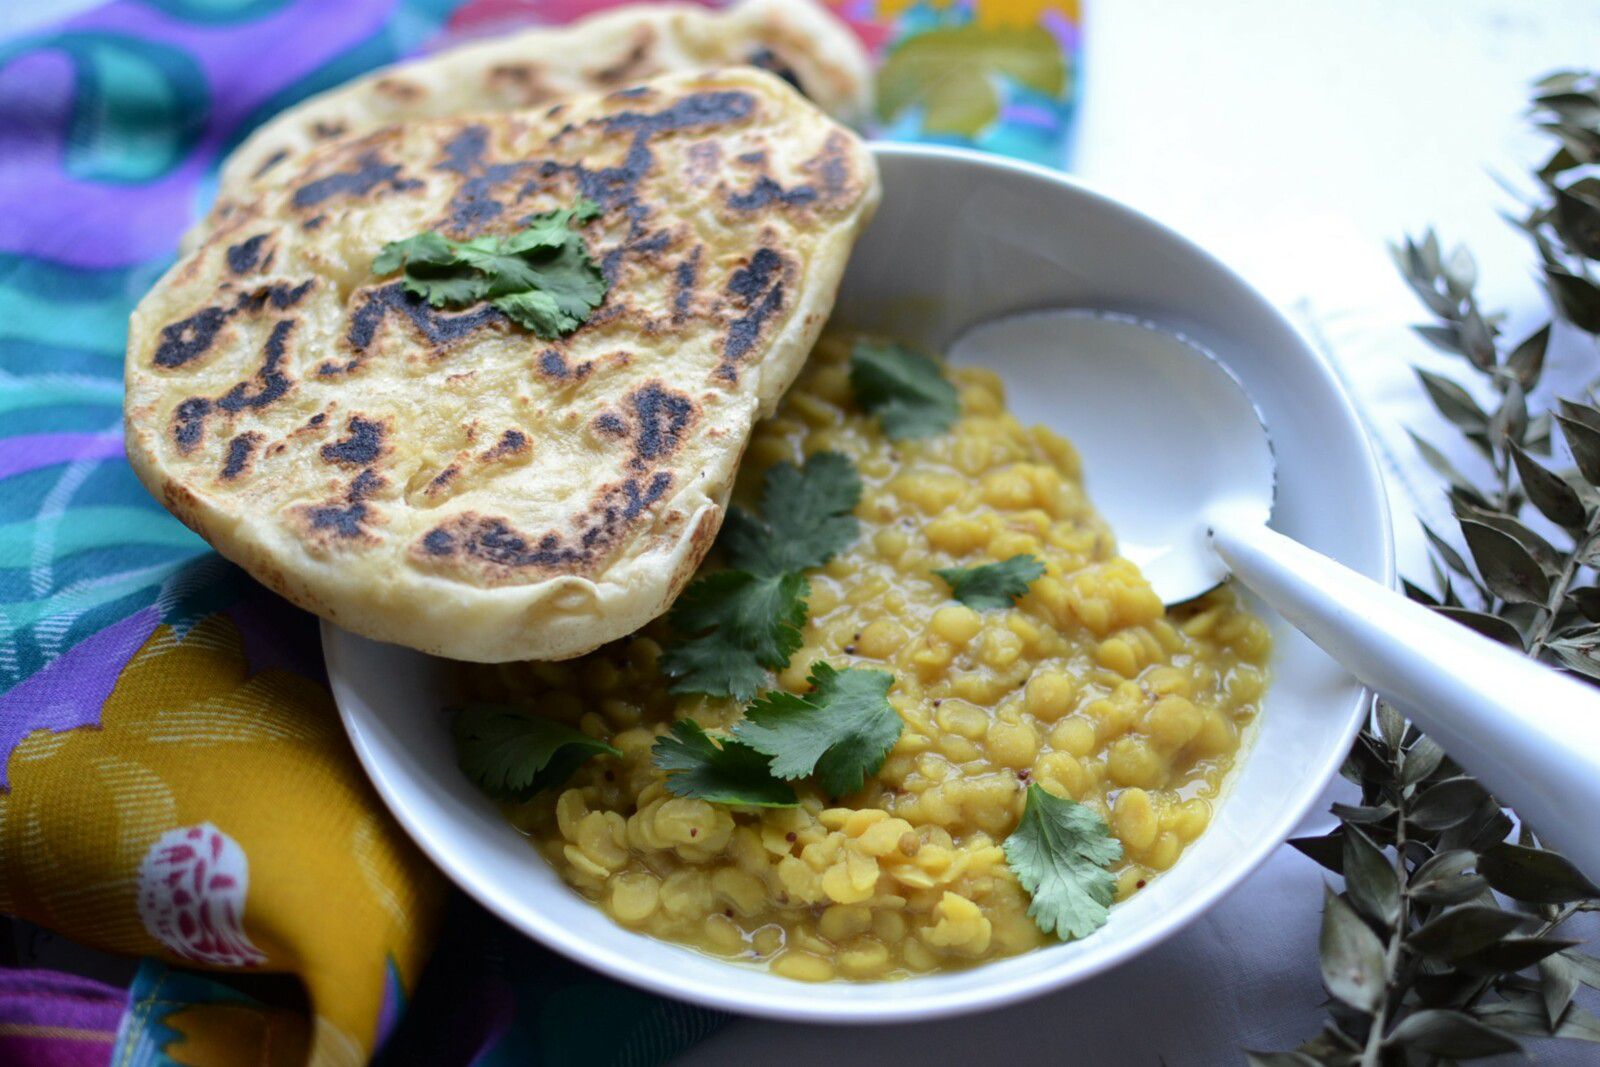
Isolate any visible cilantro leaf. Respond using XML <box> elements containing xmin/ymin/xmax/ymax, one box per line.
<box><xmin>1003</xmin><ymin>783</ymin><xmax>1123</xmax><ymax>940</ymax></box>
<box><xmin>489</xmin><ymin>247</ymin><xmax>607</xmax><ymax>335</ymax></box>
<box><xmin>452</xmin><ymin>703</ymin><xmax>620</xmax><ymax>801</ymax></box>
<box><xmin>734</xmin><ymin>663</ymin><xmax>902</xmax><ymax>797</ymax></box>
<box><xmin>661</xmin><ymin>570</ymin><xmax>809</xmax><ymax>701</ymax></box>
<box><xmin>721</xmin><ymin>451</ymin><xmax>862</xmax><ymax>576</ymax></box>
<box><xmin>506</xmin><ymin>198</ymin><xmax>602</xmax><ymax>251</ymax></box>
<box><xmin>849</xmin><ymin>339</ymin><xmax>960</xmax><ymax>439</ymax></box>
<box><xmin>652</xmin><ymin>720</ymin><xmax>798</xmax><ymax>807</ymax></box>
<box><xmin>371</xmin><ymin>199</ymin><xmax>607</xmax><ymax>339</ymax></box>
<box><xmin>452</xmin><ymin>235</ymin><xmax>549</xmax><ymax>295</ymax></box>
<box><xmin>934</xmin><ymin>554</ymin><xmax>1047</xmax><ymax>610</ymax></box>
<box><xmin>373</xmin><ymin>232</ymin><xmax>456</xmax><ymax>274</ymax></box>
<box><xmin>402</xmin><ymin>265</ymin><xmax>489</xmax><ymax>308</ymax></box>
<box><xmin>661</xmin><ymin>452</ymin><xmax>864</xmax><ymax>698</ymax></box>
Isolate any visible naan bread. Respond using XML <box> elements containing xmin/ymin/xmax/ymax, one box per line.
<box><xmin>126</xmin><ymin>67</ymin><xmax>880</xmax><ymax>662</ymax></box>
<box><xmin>187</xmin><ymin>0</ymin><xmax>869</xmax><ymax>251</ymax></box>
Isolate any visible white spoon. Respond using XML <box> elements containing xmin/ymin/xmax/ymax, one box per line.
<box><xmin>950</xmin><ymin>309</ymin><xmax>1600</xmax><ymax>881</ymax></box>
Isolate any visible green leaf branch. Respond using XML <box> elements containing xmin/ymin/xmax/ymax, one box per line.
<box><xmin>1261</xmin><ymin>69</ymin><xmax>1600</xmax><ymax>1066</ymax></box>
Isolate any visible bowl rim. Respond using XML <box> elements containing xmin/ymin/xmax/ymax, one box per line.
<box><xmin>329</xmin><ymin>141</ymin><xmax>1395</xmax><ymax>1024</ymax></box>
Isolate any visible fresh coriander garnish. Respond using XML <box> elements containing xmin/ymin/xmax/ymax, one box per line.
<box><xmin>652</xmin><ymin>720</ymin><xmax>798</xmax><ymax>807</ymax></box>
<box><xmin>452</xmin><ymin>703</ymin><xmax>620</xmax><ymax>801</ymax></box>
<box><xmin>372</xmin><ymin>197</ymin><xmax>606</xmax><ymax>338</ymax></box>
<box><xmin>658</xmin><ymin>570</ymin><xmax>809</xmax><ymax>704</ymax></box>
<box><xmin>720</xmin><ymin>451</ymin><xmax>862</xmax><ymax>575</ymax></box>
<box><xmin>734</xmin><ymin>663</ymin><xmax>902</xmax><ymax>797</ymax></box>
<box><xmin>661</xmin><ymin>452</ymin><xmax>862</xmax><ymax>700</ymax></box>
<box><xmin>849</xmin><ymin>339</ymin><xmax>960</xmax><ymax>440</ymax></box>
<box><xmin>1003</xmin><ymin>783</ymin><xmax>1123</xmax><ymax>940</ymax></box>
<box><xmin>935</xmin><ymin>554</ymin><xmax>1046</xmax><ymax>610</ymax></box>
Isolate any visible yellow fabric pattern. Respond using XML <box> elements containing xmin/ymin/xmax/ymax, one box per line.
<box><xmin>0</xmin><ymin>616</ymin><xmax>444</xmax><ymax>1066</ymax></box>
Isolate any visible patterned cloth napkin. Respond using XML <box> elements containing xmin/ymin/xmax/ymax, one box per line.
<box><xmin>0</xmin><ymin>1</ymin><xmax>1081</xmax><ymax>1064</ymax></box>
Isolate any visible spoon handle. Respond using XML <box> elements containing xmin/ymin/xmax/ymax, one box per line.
<box><xmin>1211</xmin><ymin>516</ymin><xmax>1600</xmax><ymax>883</ymax></box>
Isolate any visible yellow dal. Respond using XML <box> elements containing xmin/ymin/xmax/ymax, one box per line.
<box><xmin>462</xmin><ymin>332</ymin><xmax>1272</xmax><ymax>981</ymax></box>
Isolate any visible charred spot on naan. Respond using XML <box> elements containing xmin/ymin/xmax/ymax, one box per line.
<box><xmin>479</xmin><ymin>428</ymin><xmax>532</xmax><ymax>464</ymax></box>
<box><xmin>487</xmin><ymin>62</ymin><xmax>558</xmax><ymax>107</ymax></box>
<box><xmin>717</xmin><ymin>242</ymin><xmax>793</xmax><ymax>383</ymax></box>
<box><xmin>292</xmin><ymin>468</ymin><xmax>388</xmax><ymax>549</ymax></box>
<box><xmin>290</xmin><ymin>139</ymin><xmax>423</xmax><ymax>214</ymax></box>
<box><xmin>588</xmin><ymin>25</ymin><xmax>658</xmax><ymax>87</ymax></box>
<box><xmin>152</xmin><ymin>281</ymin><xmax>313</xmax><ymax>372</ymax></box>
<box><xmin>433</xmin><ymin>124</ymin><xmax>544</xmax><ymax>235</ymax></box>
<box><xmin>413</xmin><ymin>469</ymin><xmax>676</xmax><ymax>583</ymax></box>
<box><xmin>585</xmin><ymin>381</ymin><xmax>700</xmax><ymax>470</ymax></box>
<box><xmin>324</xmin><ymin>283</ymin><xmax>506</xmax><ymax>378</ymax></box>
<box><xmin>168</xmin><ymin>315</ymin><xmax>300</xmax><ymax>455</ymax></box>
<box><xmin>226</xmin><ymin>234</ymin><xmax>271</xmax><ymax>275</ymax></box>
<box><xmin>319</xmin><ymin>415</ymin><xmax>392</xmax><ymax>468</ymax></box>
<box><xmin>536</xmin><ymin>348</ymin><xmax>597</xmax><ymax>384</ymax></box>
<box><xmin>745</xmin><ymin>47</ymin><xmax>806</xmax><ymax>94</ymax></box>
<box><xmin>253</xmin><ymin>149</ymin><xmax>289</xmax><ymax>179</ymax></box>
<box><xmin>801</xmin><ymin>130</ymin><xmax>866</xmax><ymax>209</ymax></box>
<box><xmin>219</xmin><ymin>431</ymin><xmax>264</xmax><ymax>482</ymax></box>
<box><xmin>371</xmin><ymin>77</ymin><xmax>425</xmax><ymax>106</ymax></box>
<box><xmin>407</xmin><ymin>427</ymin><xmax>533</xmax><ymax>507</ymax></box>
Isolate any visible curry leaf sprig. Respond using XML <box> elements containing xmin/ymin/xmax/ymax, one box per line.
<box><xmin>1257</xmin><ymin>704</ymin><xmax>1600</xmax><ymax>1066</ymax></box>
<box><xmin>373</xmin><ymin>197</ymin><xmax>607</xmax><ymax>338</ymax></box>
<box><xmin>661</xmin><ymin>452</ymin><xmax>862</xmax><ymax>701</ymax></box>
<box><xmin>1258</xmin><ymin>69</ymin><xmax>1600</xmax><ymax>1067</ymax></box>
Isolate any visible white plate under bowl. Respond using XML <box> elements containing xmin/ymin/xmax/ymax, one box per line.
<box><xmin>327</xmin><ymin>143</ymin><xmax>1393</xmax><ymax>1023</ymax></box>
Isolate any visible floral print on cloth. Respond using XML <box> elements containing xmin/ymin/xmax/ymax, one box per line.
<box><xmin>0</xmin><ymin>1</ymin><xmax>1081</xmax><ymax>1065</ymax></box>
<box><xmin>0</xmin><ymin>609</ymin><xmax>442</xmax><ymax>1065</ymax></box>
<box><xmin>137</xmin><ymin>824</ymin><xmax>267</xmax><ymax>969</ymax></box>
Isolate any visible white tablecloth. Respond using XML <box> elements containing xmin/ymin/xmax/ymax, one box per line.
<box><xmin>688</xmin><ymin>2</ymin><xmax>1600</xmax><ymax>1063</ymax></box>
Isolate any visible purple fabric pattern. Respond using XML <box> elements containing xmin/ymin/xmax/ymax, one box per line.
<box><xmin>0</xmin><ymin>0</ymin><xmax>394</xmax><ymax>268</ymax></box>
<box><xmin>0</xmin><ymin>433</ymin><xmax>125</xmax><ymax>482</ymax></box>
<box><xmin>0</xmin><ymin>967</ymin><xmax>122</xmax><ymax>1067</ymax></box>
<box><xmin>0</xmin><ymin>607</ymin><xmax>158</xmax><ymax>790</ymax></box>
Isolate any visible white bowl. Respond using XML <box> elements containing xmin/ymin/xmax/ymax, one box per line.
<box><xmin>326</xmin><ymin>144</ymin><xmax>1392</xmax><ymax>1023</ymax></box>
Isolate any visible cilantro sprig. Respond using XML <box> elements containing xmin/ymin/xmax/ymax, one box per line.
<box><xmin>1003</xmin><ymin>783</ymin><xmax>1123</xmax><ymax>940</ymax></box>
<box><xmin>734</xmin><ymin>663</ymin><xmax>901</xmax><ymax>797</ymax></box>
<box><xmin>935</xmin><ymin>554</ymin><xmax>1046</xmax><ymax>610</ymax></box>
<box><xmin>662</xmin><ymin>452</ymin><xmax>862</xmax><ymax>701</ymax></box>
<box><xmin>652</xmin><ymin>720</ymin><xmax>798</xmax><ymax>807</ymax></box>
<box><xmin>651</xmin><ymin>663</ymin><xmax>901</xmax><ymax>804</ymax></box>
<box><xmin>373</xmin><ymin>198</ymin><xmax>607</xmax><ymax>338</ymax></box>
<box><xmin>849</xmin><ymin>339</ymin><xmax>960</xmax><ymax>440</ymax></box>
<box><xmin>452</xmin><ymin>703</ymin><xmax>620</xmax><ymax>801</ymax></box>
<box><xmin>657</xmin><ymin>570</ymin><xmax>809</xmax><ymax>704</ymax></box>
<box><xmin>719</xmin><ymin>451</ymin><xmax>862</xmax><ymax>575</ymax></box>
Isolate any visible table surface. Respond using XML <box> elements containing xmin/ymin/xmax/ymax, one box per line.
<box><xmin>5</xmin><ymin>1</ymin><xmax>1598</xmax><ymax>1063</ymax></box>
